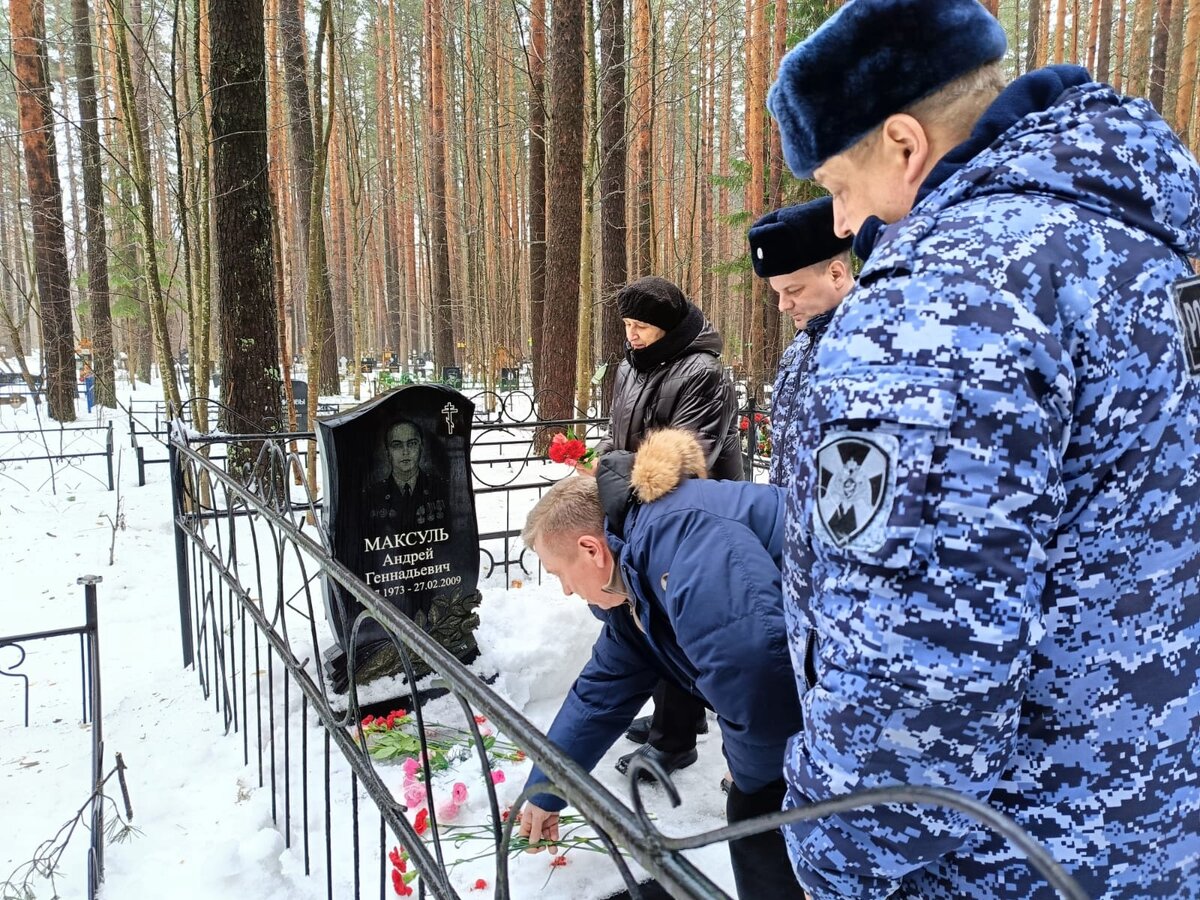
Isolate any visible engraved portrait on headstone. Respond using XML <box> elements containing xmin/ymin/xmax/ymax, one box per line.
<box><xmin>318</xmin><ymin>385</ymin><xmax>482</xmax><ymax>691</ymax></box>
<box><xmin>365</xmin><ymin>419</ymin><xmax>448</xmax><ymax>539</ymax></box>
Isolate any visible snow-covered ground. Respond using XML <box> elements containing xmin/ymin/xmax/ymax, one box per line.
<box><xmin>0</xmin><ymin>374</ymin><xmax>736</xmax><ymax>899</ymax></box>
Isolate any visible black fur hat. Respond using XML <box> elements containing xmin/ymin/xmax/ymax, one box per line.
<box><xmin>747</xmin><ymin>197</ymin><xmax>853</xmax><ymax>278</ymax></box>
<box><xmin>616</xmin><ymin>277</ymin><xmax>690</xmax><ymax>331</ymax></box>
<box><xmin>767</xmin><ymin>0</ymin><xmax>1007</xmax><ymax>177</ymax></box>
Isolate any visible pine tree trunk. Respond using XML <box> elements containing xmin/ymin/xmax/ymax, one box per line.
<box><xmin>1096</xmin><ymin>0</ymin><xmax>1115</xmax><ymax>80</ymax></box>
<box><xmin>109</xmin><ymin>0</ymin><xmax>183</xmax><ymax>414</ymax></box>
<box><xmin>631</xmin><ymin>0</ymin><xmax>653</xmax><ymax>279</ymax></box>
<box><xmin>1164</xmin><ymin>0</ymin><xmax>1188</xmax><ymax>125</ymax></box>
<box><xmin>743</xmin><ymin>0</ymin><xmax>768</xmax><ymax>395</ymax></box>
<box><xmin>209</xmin><ymin>0</ymin><xmax>281</xmax><ymax>434</ymax></box>
<box><xmin>1115</xmin><ymin>0</ymin><xmax>1130</xmax><ymax>91</ymax></box>
<box><xmin>279</xmin><ymin>0</ymin><xmax>339</xmax><ymax>394</ymax></box>
<box><xmin>428</xmin><ymin>1</ymin><xmax>456</xmax><ymax>371</ymax></box>
<box><xmin>12</xmin><ymin>0</ymin><xmax>77</xmax><ymax>421</ymax></box>
<box><xmin>540</xmin><ymin>0</ymin><xmax>585</xmax><ymax>421</ymax></box>
<box><xmin>1026</xmin><ymin>0</ymin><xmax>1042</xmax><ymax>72</ymax></box>
<box><xmin>1130</xmin><ymin>0</ymin><xmax>1156</xmax><ymax>97</ymax></box>
<box><xmin>73</xmin><ymin>0</ymin><xmax>116</xmax><ymax>406</ymax></box>
<box><xmin>598</xmin><ymin>0</ymin><xmax>627</xmax><ymax>413</ymax></box>
<box><xmin>1148</xmin><ymin>0</ymin><xmax>1174</xmax><ymax>112</ymax></box>
<box><xmin>1174</xmin><ymin>0</ymin><xmax>1200</xmax><ymax>136</ymax></box>
<box><xmin>528</xmin><ymin>0</ymin><xmax>547</xmax><ymax>393</ymax></box>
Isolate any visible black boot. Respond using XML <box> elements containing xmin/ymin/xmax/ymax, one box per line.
<box><xmin>614</xmin><ymin>744</ymin><xmax>699</xmax><ymax>782</ymax></box>
<box><xmin>624</xmin><ymin>715</ymin><xmax>653</xmax><ymax>744</ymax></box>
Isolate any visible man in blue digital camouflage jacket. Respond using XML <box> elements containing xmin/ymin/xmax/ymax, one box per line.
<box><xmin>766</xmin><ymin>0</ymin><xmax>1200</xmax><ymax>897</ymax></box>
<box><xmin>748</xmin><ymin>197</ymin><xmax>855</xmax><ymax>490</ymax></box>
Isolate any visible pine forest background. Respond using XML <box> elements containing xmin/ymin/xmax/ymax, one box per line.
<box><xmin>3</xmin><ymin>0</ymin><xmax>1199</xmax><ymax>429</ymax></box>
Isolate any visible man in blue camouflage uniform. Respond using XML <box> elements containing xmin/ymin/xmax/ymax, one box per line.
<box><xmin>748</xmin><ymin>197</ymin><xmax>854</xmax><ymax>488</ymax></box>
<box><xmin>766</xmin><ymin>0</ymin><xmax>1200</xmax><ymax>897</ymax></box>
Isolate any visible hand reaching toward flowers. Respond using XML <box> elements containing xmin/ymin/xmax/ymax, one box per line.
<box><xmin>517</xmin><ymin>802</ymin><xmax>560</xmax><ymax>854</ymax></box>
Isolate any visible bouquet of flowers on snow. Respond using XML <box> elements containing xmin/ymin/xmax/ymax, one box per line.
<box><xmin>361</xmin><ymin>711</ymin><xmax>616</xmax><ymax>895</ymax></box>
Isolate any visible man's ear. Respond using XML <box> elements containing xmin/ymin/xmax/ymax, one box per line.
<box><xmin>880</xmin><ymin>113</ymin><xmax>933</xmax><ymax>190</ymax></box>
<box><xmin>577</xmin><ymin>533</ymin><xmax>608</xmax><ymax>567</ymax></box>
<box><xmin>827</xmin><ymin>258</ymin><xmax>848</xmax><ymax>288</ymax></box>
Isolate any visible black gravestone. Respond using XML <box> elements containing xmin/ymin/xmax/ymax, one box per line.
<box><xmin>499</xmin><ymin>367</ymin><xmax>519</xmax><ymax>392</ymax></box>
<box><xmin>441</xmin><ymin>366</ymin><xmax>463</xmax><ymax>389</ymax></box>
<box><xmin>318</xmin><ymin>384</ymin><xmax>481</xmax><ymax>690</ymax></box>
<box><xmin>290</xmin><ymin>379</ymin><xmax>309</xmax><ymax>431</ymax></box>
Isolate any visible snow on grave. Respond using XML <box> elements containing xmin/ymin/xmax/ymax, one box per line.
<box><xmin>0</xmin><ymin>377</ymin><xmax>736</xmax><ymax>900</ymax></box>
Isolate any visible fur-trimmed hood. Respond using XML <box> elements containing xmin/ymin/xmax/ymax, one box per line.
<box><xmin>631</xmin><ymin>429</ymin><xmax>707</xmax><ymax>502</ymax></box>
<box><xmin>595</xmin><ymin>428</ymin><xmax>707</xmax><ymax>538</ymax></box>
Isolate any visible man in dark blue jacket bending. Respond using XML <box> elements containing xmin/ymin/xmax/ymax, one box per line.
<box><xmin>518</xmin><ymin>428</ymin><xmax>804</xmax><ymax>899</ymax></box>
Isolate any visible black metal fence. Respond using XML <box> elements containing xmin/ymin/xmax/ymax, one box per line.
<box><xmin>0</xmin><ymin>421</ymin><xmax>115</xmax><ymax>492</ymax></box>
<box><xmin>164</xmin><ymin>393</ymin><xmax>1088</xmax><ymax>900</ymax></box>
<box><xmin>0</xmin><ymin>577</ymin><xmax>108</xmax><ymax>900</ymax></box>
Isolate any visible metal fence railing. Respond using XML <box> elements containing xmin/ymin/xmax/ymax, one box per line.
<box><xmin>0</xmin><ymin>422</ymin><xmax>115</xmax><ymax>492</ymax></box>
<box><xmin>1</xmin><ymin>577</ymin><xmax>110</xmax><ymax>900</ymax></box>
<box><xmin>162</xmin><ymin>391</ymin><xmax>1089</xmax><ymax>900</ymax></box>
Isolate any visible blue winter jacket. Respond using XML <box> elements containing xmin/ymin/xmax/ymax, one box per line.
<box><xmin>525</xmin><ymin>457</ymin><xmax>800</xmax><ymax>812</ymax></box>
<box><xmin>782</xmin><ymin>68</ymin><xmax>1200</xmax><ymax>899</ymax></box>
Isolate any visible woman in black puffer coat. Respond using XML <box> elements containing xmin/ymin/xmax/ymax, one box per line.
<box><xmin>595</xmin><ymin>276</ymin><xmax>743</xmax><ymax>479</ymax></box>
<box><xmin>592</xmin><ymin>275</ymin><xmax>743</xmax><ymax>783</ymax></box>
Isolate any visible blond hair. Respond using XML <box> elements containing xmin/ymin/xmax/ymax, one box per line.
<box><xmin>521</xmin><ymin>476</ymin><xmax>605</xmax><ymax>553</ymax></box>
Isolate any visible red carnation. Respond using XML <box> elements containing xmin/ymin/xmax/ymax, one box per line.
<box><xmin>738</xmin><ymin>416</ymin><xmax>749</xmax><ymax>432</ymax></box>
<box><xmin>392</xmin><ymin>868</ymin><xmax>406</xmax><ymax>895</ymax></box>
<box><xmin>549</xmin><ymin>855</ymin><xmax>569</xmax><ymax>867</ymax></box>
<box><xmin>473</xmin><ymin>879</ymin><xmax>488</xmax><ymax>891</ymax></box>
<box><xmin>547</xmin><ymin>431</ymin><xmax>595</xmax><ymax>467</ymax></box>
<box><xmin>414</xmin><ymin>808</ymin><xmax>429</xmax><ymax>835</ymax></box>
<box><xmin>389</xmin><ymin>847</ymin><xmax>404</xmax><ymax>870</ymax></box>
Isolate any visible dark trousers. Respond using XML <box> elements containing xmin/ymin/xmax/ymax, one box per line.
<box><xmin>726</xmin><ymin>778</ymin><xmax>806</xmax><ymax>900</ymax></box>
<box><xmin>647</xmin><ymin>679</ymin><xmax>706</xmax><ymax>752</ymax></box>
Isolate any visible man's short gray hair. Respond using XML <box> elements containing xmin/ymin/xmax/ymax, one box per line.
<box><xmin>848</xmin><ymin>61</ymin><xmax>1007</xmax><ymax>160</ymax></box>
<box><xmin>522</xmin><ymin>476</ymin><xmax>606</xmax><ymax>553</ymax></box>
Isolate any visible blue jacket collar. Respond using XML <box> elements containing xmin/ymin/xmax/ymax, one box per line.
<box><xmin>855</xmin><ymin>65</ymin><xmax>1092</xmax><ymax>262</ymax></box>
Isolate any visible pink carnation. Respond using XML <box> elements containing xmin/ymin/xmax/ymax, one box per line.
<box><xmin>401</xmin><ymin>757</ymin><xmax>420</xmax><ymax>778</ymax></box>
<box><xmin>436</xmin><ymin>799</ymin><xmax>461</xmax><ymax>822</ymax></box>
<box><xmin>404</xmin><ymin>782</ymin><xmax>428</xmax><ymax>809</ymax></box>
<box><xmin>451</xmin><ymin>782</ymin><xmax>469</xmax><ymax>804</ymax></box>
<box><xmin>490</xmin><ymin>769</ymin><xmax>506</xmax><ymax>785</ymax></box>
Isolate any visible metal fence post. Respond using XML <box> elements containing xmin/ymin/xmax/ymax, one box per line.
<box><xmin>168</xmin><ymin>439</ymin><xmax>194</xmax><ymax>667</ymax></box>
<box><xmin>105</xmin><ymin>423</ymin><xmax>114</xmax><ymax>491</ymax></box>
<box><xmin>78</xmin><ymin>575</ymin><xmax>103</xmax><ymax>899</ymax></box>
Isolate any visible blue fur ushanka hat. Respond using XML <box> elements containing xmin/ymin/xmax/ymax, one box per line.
<box><xmin>767</xmin><ymin>0</ymin><xmax>1007</xmax><ymax>178</ymax></box>
<box><xmin>747</xmin><ymin>197</ymin><xmax>853</xmax><ymax>278</ymax></box>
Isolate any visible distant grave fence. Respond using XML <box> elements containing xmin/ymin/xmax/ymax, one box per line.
<box><xmin>0</xmin><ymin>576</ymin><xmax>110</xmax><ymax>900</ymax></box>
<box><xmin>165</xmin><ymin>403</ymin><xmax>1088</xmax><ymax>899</ymax></box>
<box><xmin>0</xmin><ymin>421</ymin><xmax>115</xmax><ymax>492</ymax></box>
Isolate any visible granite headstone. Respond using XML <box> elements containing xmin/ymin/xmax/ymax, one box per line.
<box><xmin>290</xmin><ymin>379</ymin><xmax>309</xmax><ymax>431</ymax></box>
<box><xmin>318</xmin><ymin>384</ymin><xmax>482</xmax><ymax>689</ymax></box>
